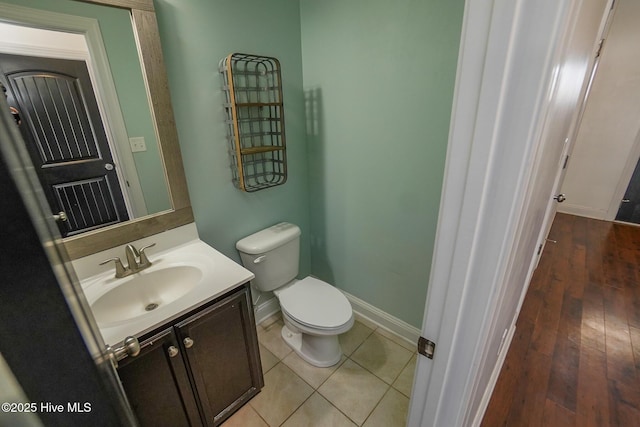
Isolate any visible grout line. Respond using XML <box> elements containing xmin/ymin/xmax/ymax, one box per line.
<box><xmin>360</xmin><ymin>384</ymin><xmax>393</xmax><ymax>427</ymax></box>
<box><xmin>348</xmin><ymin>355</ymin><xmax>398</xmax><ymax>386</ymax></box>
<box><xmin>349</xmin><ymin>327</ymin><xmax>414</xmax><ymax>385</ymax></box>
<box><xmin>250</xmin><ymin>403</ymin><xmax>270</xmax><ymax>427</ymax></box>
<box><xmin>276</xmin><ymin>387</ymin><xmax>315</xmax><ymax>427</ymax></box>
<box><xmin>390</xmin><ymin>354</ymin><xmax>416</xmax><ymax>398</ymax></box>
<box><xmin>314</xmin><ymin>388</ymin><xmax>363</xmax><ymax>427</ymax></box>
<box><xmin>282</xmin><ymin>352</ymin><xmax>347</xmax><ymax>391</ymax></box>
<box><xmin>256</xmin><ymin>319</ymin><xmax>412</xmax><ymax>426</ymax></box>
<box><xmin>344</xmin><ymin>326</ymin><xmax>375</xmax><ymax>357</ymax></box>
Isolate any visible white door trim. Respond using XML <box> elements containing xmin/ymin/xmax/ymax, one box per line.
<box><xmin>0</xmin><ymin>3</ymin><xmax>149</xmax><ymax>218</ymax></box>
<box><xmin>407</xmin><ymin>0</ymin><xmax>579</xmax><ymax>425</ymax></box>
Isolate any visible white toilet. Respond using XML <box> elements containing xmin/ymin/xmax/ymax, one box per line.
<box><xmin>236</xmin><ymin>222</ymin><xmax>353</xmax><ymax>367</ymax></box>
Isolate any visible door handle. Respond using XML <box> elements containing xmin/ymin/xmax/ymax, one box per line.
<box><xmin>53</xmin><ymin>211</ymin><xmax>68</xmax><ymax>222</ymax></box>
<box><xmin>106</xmin><ymin>336</ymin><xmax>141</xmax><ymax>368</ymax></box>
<box><xmin>553</xmin><ymin>194</ymin><xmax>566</xmax><ymax>203</ymax></box>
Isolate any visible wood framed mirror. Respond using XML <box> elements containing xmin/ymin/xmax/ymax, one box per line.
<box><xmin>0</xmin><ymin>0</ymin><xmax>193</xmax><ymax>259</ymax></box>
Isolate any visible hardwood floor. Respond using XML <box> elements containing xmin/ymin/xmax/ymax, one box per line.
<box><xmin>481</xmin><ymin>213</ymin><xmax>640</xmax><ymax>426</ymax></box>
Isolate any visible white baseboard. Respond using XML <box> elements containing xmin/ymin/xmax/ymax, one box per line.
<box><xmin>557</xmin><ymin>204</ymin><xmax>607</xmax><ymax>220</ymax></box>
<box><xmin>470</xmin><ymin>322</ymin><xmax>517</xmax><ymax>427</ymax></box>
<box><xmin>343</xmin><ymin>291</ymin><xmax>421</xmax><ymax>348</ymax></box>
<box><xmin>254</xmin><ymin>297</ymin><xmax>280</xmax><ymax>325</ymax></box>
<box><xmin>252</xmin><ymin>291</ymin><xmax>421</xmax><ymax>349</ymax></box>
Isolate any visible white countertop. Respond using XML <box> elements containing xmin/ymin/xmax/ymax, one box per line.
<box><xmin>80</xmin><ymin>238</ymin><xmax>254</xmax><ymax>346</ymax></box>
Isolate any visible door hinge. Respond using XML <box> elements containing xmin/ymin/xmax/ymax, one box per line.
<box><xmin>562</xmin><ymin>154</ymin><xmax>569</xmax><ymax>169</ymax></box>
<box><xmin>418</xmin><ymin>336</ymin><xmax>436</xmax><ymax>359</ymax></box>
<box><xmin>537</xmin><ymin>243</ymin><xmax>543</xmax><ymax>255</ymax></box>
<box><xmin>595</xmin><ymin>38</ymin><xmax>605</xmax><ymax>58</ymax></box>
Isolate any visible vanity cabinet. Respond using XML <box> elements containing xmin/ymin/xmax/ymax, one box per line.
<box><xmin>117</xmin><ymin>284</ymin><xmax>263</xmax><ymax>427</ymax></box>
<box><xmin>117</xmin><ymin>328</ymin><xmax>202</xmax><ymax>427</ymax></box>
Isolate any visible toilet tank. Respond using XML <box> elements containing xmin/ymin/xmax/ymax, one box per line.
<box><xmin>236</xmin><ymin>222</ymin><xmax>301</xmax><ymax>292</ymax></box>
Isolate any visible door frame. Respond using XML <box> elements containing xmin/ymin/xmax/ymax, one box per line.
<box><xmin>0</xmin><ymin>91</ymin><xmax>137</xmax><ymax>425</ymax></box>
<box><xmin>407</xmin><ymin>0</ymin><xmax>608</xmax><ymax>425</ymax></box>
<box><xmin>0</xmin><ymin>3</ymin><xmax>149</xmax><ymax>218</ymax></box>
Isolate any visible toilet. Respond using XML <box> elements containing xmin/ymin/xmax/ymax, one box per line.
<box><xmin>236</xmin><ymin>222</ymin><xmax>353</xmax><ymax>367</ymax></box>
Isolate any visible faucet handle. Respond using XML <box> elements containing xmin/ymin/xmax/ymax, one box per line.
<box><xmin>138</xmin><ymin>243</ymin><xmax>156</xmax><ymax>267</ymax></box>
<box><xmin>99</xmin><ymin>257</ymin><xmax>128</xmax><ymax>278</ymax></box>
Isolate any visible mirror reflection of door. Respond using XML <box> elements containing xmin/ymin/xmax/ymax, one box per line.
<box><xmin>0</xmin><ymin>53</ymin><xmax>129</xmax><ymax>237</ymax></box>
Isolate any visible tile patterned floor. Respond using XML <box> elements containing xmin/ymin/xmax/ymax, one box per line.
<box><xmin>222</xmin><ymin>314</ymin><xmax>416</xmax><ymax>427</ymax></box>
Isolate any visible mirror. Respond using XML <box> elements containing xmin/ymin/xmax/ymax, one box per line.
<box><xmin>0</xmin><ymin>20</ymin><xmax>171</xmax><ymax>227</ymax></box>
<box><xmin>0</xmin><ymin>0</ymin><xmax>193</xmax><ymax>259</ymax></box>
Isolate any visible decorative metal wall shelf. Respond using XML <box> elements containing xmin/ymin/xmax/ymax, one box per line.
<box><xmin>220</xmin><ymin>53</ymin><xmax>287</xmax><ymax>192</ymax></box>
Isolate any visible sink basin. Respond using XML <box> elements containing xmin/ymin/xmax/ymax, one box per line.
<box><xmin>79</xmin><ymin>237</ymin><xmax>255</xmax><ymax>345</ymax></box>
<box><xmin>90</xmin><ymin>265</ymin><xmax>203</xmax><ymax>326</ymax></box>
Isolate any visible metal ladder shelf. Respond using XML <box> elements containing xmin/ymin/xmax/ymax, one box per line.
<box><xmin>220</xmin><ymin>53</ymin><xmax>287</xmax><ymax>192</ymax></box>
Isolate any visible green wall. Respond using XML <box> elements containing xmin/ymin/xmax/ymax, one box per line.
<box><xmin>153</xmin><ymin>0</ymin><xmax>311</xmax><ymax>273</ymax></box>
<box><xmin>8</xmin><ymin>0</ymin><xmax>465</xmax><ymax>329</ymax></box>
<box><xmin>300</xmin><ymin>0</ymin><xmax>464</xmax><ymax>327</ymax></box>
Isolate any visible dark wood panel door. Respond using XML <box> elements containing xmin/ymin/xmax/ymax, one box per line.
<box><xmin>616</xmin><ymin>155</ymin><xmax>640</xmax><ymax>224</ymax></box>
<box><xmin>177</xmin><ymin>287</ymin><xmax>264</xmax><ymax>426</ymax></box>
<box><xmin>0</xmin><ymin>53</ymin><xmax>128</xmax><ymax>236</ymax></box>
<box><xmin>117</xmin><ymin>328</ymin><xmax>203</xmax><ymax>427</ymax></box>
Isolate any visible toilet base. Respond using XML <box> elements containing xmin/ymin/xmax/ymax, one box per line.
<box><xmin>280</xmin><ymin>324</ymin><xmax>342</xmax><ymax>367</ymax></box>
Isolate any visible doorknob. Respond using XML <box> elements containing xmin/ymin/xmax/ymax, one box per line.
<box><xmin>114</xmin><ymin>336</ymin><xmax>141</xmax><ymax>360</ymax></box>
<box><xmin>104</xmin><ymin>163</ymin><xmax>114</xmax><ymax>171</ymax></box>
<box><xmin>53</xmin><ymin>211</ymin><xmax>68</xmax><ymax>222</ymax></box>
<box><xmin>553</xmin><ymin>194</ymin><xmax>566</xmax><ymax>203</ymax></box>
<box><xmin>106</xmin><ymin>336</ymin><xmax>141</xmax><ymax>368</ymax></box>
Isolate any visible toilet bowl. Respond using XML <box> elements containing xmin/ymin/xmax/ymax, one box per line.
<box><xmin>275</xmin><ymin>277</ymin><xmax>353</xmax><ymax>367</ymax></box>
<box><xmin>236</xmin><ymin>222</ymin><xmax>354</xmax><ymax>367</ymax></box>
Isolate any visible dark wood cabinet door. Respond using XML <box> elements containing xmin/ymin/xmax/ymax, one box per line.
<box><xmin>117</xmin><ymin>328</ymin><xmax>203</xmax><ymax>427</ymax></box>
<box><xmin>177</xmin><ymin>286</ymin><xmax>264</xmax><ymax>426</ymax></box>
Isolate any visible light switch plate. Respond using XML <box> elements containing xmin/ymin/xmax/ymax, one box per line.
<box><xmin>129</xmin><ymin>137</ymin><xmax>147</xmax><ymax>152</ymax></box>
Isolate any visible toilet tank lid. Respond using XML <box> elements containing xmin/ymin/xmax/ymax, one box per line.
<box><xmin>236</xmin><ymin>222</ymin><xmax>301</xmax><ymax>254</ymax></box>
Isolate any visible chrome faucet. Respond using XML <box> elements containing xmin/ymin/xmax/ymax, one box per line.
<box><xmin>100</xmin><ymin>243</ymin><xmax>156</xmax><ymax>278</ymax></box>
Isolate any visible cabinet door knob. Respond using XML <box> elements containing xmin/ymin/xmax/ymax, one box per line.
<box><xmin>167</xmin><ymin>346</ymin><xmax>179</xmax><ymax>358</ymax></box>
<box><xmin>183</xmin><ymin>337</ymin><xmax>194</xmax><ymax>348</ymax></box>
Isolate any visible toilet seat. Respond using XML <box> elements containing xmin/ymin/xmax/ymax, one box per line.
<box><xmin>277</xmin><ymin>277</ymin><xmax>352</xmax><ymax>331</ymax></box>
